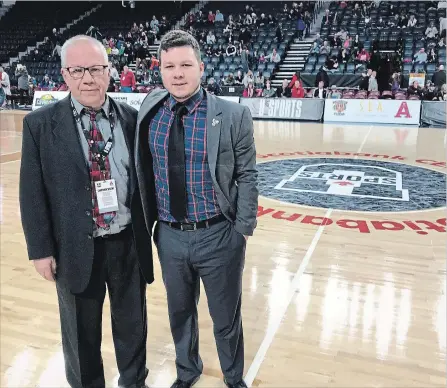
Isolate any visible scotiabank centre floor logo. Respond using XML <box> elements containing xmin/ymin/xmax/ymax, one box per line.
<box><xmin>257</xmin><ymin>157</ymin><xmax>446</xmax><ymax>212</ymax></box>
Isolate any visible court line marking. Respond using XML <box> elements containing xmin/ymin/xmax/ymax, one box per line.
<box><xmin>244</xmin><ymin>126</ymin><xmax>373</xmax><ymax>387</ymax></box>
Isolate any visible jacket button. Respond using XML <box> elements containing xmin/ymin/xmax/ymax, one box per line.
<box><xmin>85</xmin><ymin>210</ymin><xmax>91</xmax><ymax>216</ymax></box>
<box><xmin>87</xmin><ymin>234</ymin><xmax>92</xmax><ymax>239</ymax></box>
<box><xmin>85</xmin><ymin>185</ymin><xmax>90</xmax><ymax>191</ymax></box>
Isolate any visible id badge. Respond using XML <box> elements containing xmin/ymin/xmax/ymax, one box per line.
<box><xmin>95</xmin><ymin>179</ymin><xmax>119</xmax><ymax>214</ymax></box>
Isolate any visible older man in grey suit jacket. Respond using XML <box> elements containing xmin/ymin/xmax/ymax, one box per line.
<box><xmin>135</xmin><ymin>30</ymin><xmax>258</xmax><ymax>388</ymax></box>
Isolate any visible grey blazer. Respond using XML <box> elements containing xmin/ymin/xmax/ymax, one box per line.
<box><xmin>135</xmin><ymin>88</ymin><xmax>258</xmax><ymax>236</ymax></box>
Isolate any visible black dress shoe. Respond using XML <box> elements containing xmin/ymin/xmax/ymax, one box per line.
<box><xmin>170</xmin><ymin>376</ymin><xmax>200</xmax><ymax>388</ymax></box>
<box><xmin>224</xmin><ymin>379</ymin><xmax>248</xmax><ymax>388</ymax></box>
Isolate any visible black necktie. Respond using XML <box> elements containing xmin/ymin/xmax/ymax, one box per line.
<box><xmin>168</xmin><ymin>103</ymin><xmax>188</xmax><ymax>221</ymax></box>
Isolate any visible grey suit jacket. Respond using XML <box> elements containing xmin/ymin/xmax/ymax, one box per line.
<box><xmin>135</xmin><ymin>88</ymin><xmax>258</xmax><ymax>236</ymax></box>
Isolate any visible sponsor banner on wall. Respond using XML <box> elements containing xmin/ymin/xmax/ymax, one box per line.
<box><xmin>240</xmin><ymin>98</ymin><xmax>324</xmax><ymax>121</ymax></box>
<box><xmin>420</xmin><ymin>101</ymin><xmax>446</xmax><ymax>128</ymax></box>
<box><xmin>323</xmin><ymin>99</ymin><xmax>421</xmax><ymax>125</ymax></box>
<box><xmin>32</xmin><ymin>91</ymin><xmax>238</xmax><ymax>111</ymax></box>
<box><xmin>32</xmin><ymin>91</ymin><xmax>148</xmax><ymax>111</ymax></box>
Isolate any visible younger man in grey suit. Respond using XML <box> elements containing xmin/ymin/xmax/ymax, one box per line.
<box><xmin>135</xmin><ymin>30</ymin><xmax>258</xmax><ymax>388</ymax></box>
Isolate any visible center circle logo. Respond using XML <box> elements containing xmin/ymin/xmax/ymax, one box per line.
<box><xmin>257</xmin><ymin>158</ymin><xmax>446</xmax><ymax>212</ymax></box>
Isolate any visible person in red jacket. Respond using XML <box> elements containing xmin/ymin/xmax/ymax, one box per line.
<box><xmin>120</xmin><ymin>65</ymin><xmax>136</xmax><ymax>92</ymax></box>
<box><xmin>291</xmin><ymin>79</ymin><xmax>305</xmax><ymax>98</ymax></box>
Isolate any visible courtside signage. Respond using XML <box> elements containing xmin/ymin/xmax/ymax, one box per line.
<box><xmin>324</xmin><ymin>99</ymin><xmax>421</xmax><ymax>125</ymax></box>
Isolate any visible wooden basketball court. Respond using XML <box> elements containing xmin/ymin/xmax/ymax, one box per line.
<box><xmin>1</xmin><ymin>109</ymin><xmax>445</xmax><ymax>387</ymax></box>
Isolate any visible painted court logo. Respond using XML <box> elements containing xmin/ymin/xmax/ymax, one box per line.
<box><xmin>257</xmin><ymin>158</ymin><xmax>446</xmax><ymax>212</ymax></box>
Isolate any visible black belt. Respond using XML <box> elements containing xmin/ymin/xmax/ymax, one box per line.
<box><xmin>162</xmin><ymin>214</ymin><xmax>226</xmax><ymax>231</ymax></box>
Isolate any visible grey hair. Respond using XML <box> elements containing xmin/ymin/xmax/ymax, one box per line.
<box><xmin>157</xmin><ymin>29</ymin><xmax>201</xmax><ymax>65</ymax></box>
<box><xmin>60</xmin><ymin>35</ymin><xmax>108</xmax><ymax>67</ymax></box>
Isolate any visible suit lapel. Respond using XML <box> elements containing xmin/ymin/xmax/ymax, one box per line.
<box><xmin>51</xmin><ymin>95</ymin><xmax>89</xmax><ymax>175</ymax></box>
<box><xmin>206</xmin><ymin>92</ymin><xmax>223</xmax><ymax>181</ymax></box>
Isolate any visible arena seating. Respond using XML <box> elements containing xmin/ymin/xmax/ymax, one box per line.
<box><xmin>303</xmin><ymin>1</ymin><xmax>446</xmax><ymax>79</ymax></box>
<box><xmin>0</xmin><ymin>1</ymin><xmax>93</xmax><ymax>65</ymax></box>
<box><xmin>192</xmin><ymin>2</ymin><xmax>298</xmax><ymax>84</ymax></box>
<box><xmin>4</xmin><ymin>1</ymin><xmax>195</xmax><ymax>85</ymax></box>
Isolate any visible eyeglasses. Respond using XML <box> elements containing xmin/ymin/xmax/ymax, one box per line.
<box><xmin>64</xmin><ymin>65</ymin><xmax>108</xmax><ymax>79</ymax></box>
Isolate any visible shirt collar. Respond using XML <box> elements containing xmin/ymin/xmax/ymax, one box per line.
<box><xmin>71</xmin><ymin>94</ymin><xmax>109</xmax><ymax>116</ymax></box>
<box><xmin>167</xmin><ymin>87</ymin><xmax>204</xmax><ymax>114</ymax></box>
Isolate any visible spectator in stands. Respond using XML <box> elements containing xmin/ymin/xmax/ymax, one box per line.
<box><xmin>206</xmin><ymin>77</ymin><xmax>221</xmax><ymax>95</ymax></box>
<box><xmin>359</xmin><ymin>69</ymin><xmax>372</xmax><ymax>90</ymax></box>
<box><xmin>291</xmin><ymin>80</ymin><xmax>305</xmax><ymax>98</ymax></box>
<box><xmin>432</xmin><ymin>65</ymin><xmax>446</xmax><ymax>87</ymax></box>
<box><xmin>224</xmin><ymin>73</ymin><xmax>235</xmax><ymax>86</ymax></box>
<box><xmin>206</xmin><ymin>31</ymin><xmax>216</xmax><ymax>45</ymax></box>
<box><xmin>413</xmin><ymin>48</ymin><xmax>428</xmax><ymax>64</ymax></box>
<box><xmin>390</xmin><ymin>72</ymin><xmax>401</xmax><ymax>92</ymax></box>
<box><xmin>328</xmin><ymin>86</ymin><xmax>342</xmax><ymax>99</ymax></box>
<box><xmin>276</xmin><ymin>79</ymin><xmax>292</xmax><ymax>98</ymax></box>
<box><xmin>15</xmin><ymin>64</ymin><xmax>30</xmax><ymax>105</ymax></box>
<box><xmin>426</xmin><ymin>21</ymin><xmax>439</xmax><ymax>40</ymax></box>
<box><xmin>357</xmin><ymin>48</ymin><xmax>370</xmax><ymax>63</ymax></box>
<box><xmin>423</xmin><ymin>81</ymin><xmax>437</xmax><ymax>100</ymax></box>
<box><xmin>314</xmin><ymin>33</ymin><xmax>323</xmax><ymax>47</ymax></box>
<box><xmin>254</xmin><ymin>71</ymin><xmax>264</xmax><ymax>90</ymax></box>
<box><xmin>315</xmin><ymin>66</ymin><xmax>329</xmax><ymax>88</ymax></box>
<box><xmin>234</xmin><ymin>70</ymin><xmax>243</xmax><ymax>85</ymax></box>
<box><xmin>407</xmin><ymin>80</ymin><xmax>423</xmax><ymax>98</ymax></box>
<box><xmin>368</xmin><ymin>71</ymin><xmax>378</xmax><ymax>92</ymax></box>
<box><xmin>243</xmin><ymin>81</ymin><xmax>255</xmax><ymax>97</ymax></box>
<box><xmin>150</xmin><ymin>15</ymin><xmax>159</xmax><ymax>30</ymax></box>
<box><xmin>313</xmin><ymin>81</ymin><xmax>327</xmax><ymax>99</ymax></box>
<box><xmin>434</xmin><ymin>84</ymin><xmax>447</xmax><ymax>100</ymax></box>
<box><xmin>323</xmin><ymin>9</ymin><xmax>330</xmax><ymax>25</ymax></box>
<box><xmin>262</xmin><ymin>80</ymin><xmax>276</xmax><ymax>97</ymax></box>
<box><xmin>207</xmin><ymin>10</ymin><xmax>215</xmax><ymax>24</ymax></box>
<box><xmin>310</xmin><ymin>42</ymin><xmax>320</xmax><ymax>55</ymax></box>
<box><xmin>241</xmin><ymin>46</ymin><xmax>250</xmax><ymax>73</ymax></box>
<box><xmin>266</xmin><ymin>48</ymin><xmax>281</xmax><ymax>64</ymax></box>
<box><xmin>288</xmin><ymin>71</ymin><xmax>301</xmax><ymax>88</ymax></box>
<box><xmin>296</xmin><ymin>16</ymin><xmax>306</xmax><ymax>41</ymax></box>
<box><xmin>215</xmin><ymin>10</ymin><xmax>224</xmax><ymax>23</ymax></box>
<box><xmin>320</xmin><ymin>41</ymin><xmax>330</xmax><ymax>55</ymax></box>
<box><xmin>39</xmin><ymin>74</ymin><xmax>52</xmax><ymax>88</ymax></box>
<box><xmin>338</xmin><ymin>48</ymin><xmax>349</xmax><ymax>65</ymax></box>
<box><xmin>238</xmin><ymin>27</ymin><xmax>252</xmax><ymax>47</ymax></box>
<box><xmin>120</xmin><ymin>65</ymin><xmax>136</xmax><ymax>92</ymax></box>
<box><xmin>242</xmin><ymin>70</ymin><xmax>254</xmax><ymax>88</ymax></box>
<box><xmin>427</xmin><ymin>47</ymin><xmax>437</xmax><ymax>63</ymax></box>
<box><xmin>0</xmin><ymin>67</ymin><xmax>10</xmax><ymax>109</ymax></box>
<box><xmin>407</xmin><ymin>14</ymin><xmax>417</xmax><ymax>28</ymax></box>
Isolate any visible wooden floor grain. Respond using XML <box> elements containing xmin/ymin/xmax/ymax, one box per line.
<box><xmin>1</xmin><ymin>110</ymin><xmax>445</xmax><ymax>387</ymax></box>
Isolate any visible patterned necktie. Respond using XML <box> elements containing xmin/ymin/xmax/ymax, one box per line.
<box><xmin>85</xmin><ymin>108</ymin><xmax>116</xmax><ymax>229</ymax></box>
<box><xmin>168</xmin><ymin>103</ymin><xmax>188</xmax><ymax>221</ymax></box>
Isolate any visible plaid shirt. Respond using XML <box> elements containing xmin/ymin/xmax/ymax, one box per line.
<box><xmin>149</xmin><ymin>88</ymin><xmax>221</xmax><ymax>223</ymax></box>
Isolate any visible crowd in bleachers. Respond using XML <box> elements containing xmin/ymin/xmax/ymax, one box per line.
<box><xmin>180</xmin><ymin>2</ymin><xmax>317</xmax><ymax>97</ymax></box>
<box><xmin>296</xmin><ymin>0</ymin><xmax>447</xmax><ymax>101</ymax></box>
<box><xmin>1</xmin><ymin>0</ymin><xmax>446</xmax><ymax>108</ymax></box>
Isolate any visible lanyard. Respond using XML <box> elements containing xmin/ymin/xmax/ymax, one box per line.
<box><xmin>70</xmin><ymin>99</ymin><xmax>115</xmax><ymax>171</ymax></box>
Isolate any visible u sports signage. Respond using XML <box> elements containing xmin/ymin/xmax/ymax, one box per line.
<box><xmin>240</xmin><ymin>98</ymin><xmax>324</xmax><ymax>120</ymax></box>
<box><xmin>324</xmin><ymin>99</ymin><xmax>421</xmax><ymax>125</ymax></box>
